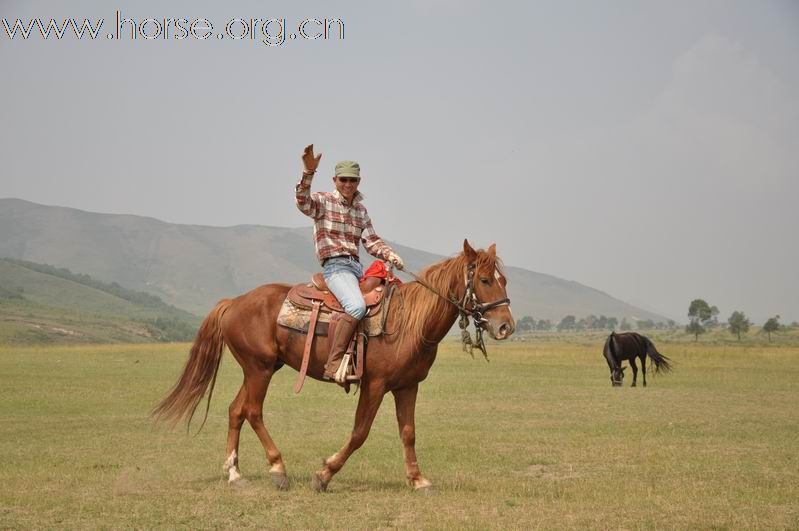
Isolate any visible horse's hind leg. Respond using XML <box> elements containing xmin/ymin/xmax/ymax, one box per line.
<box><xmin>223</xmin><ymin>385</ymin><xmax>247</xmax><ymax>483</ymax></box>
<box><xmin>641</xmin><ymin>354</ymin><xmax>647</xmax><ymax>387</ymax></box>
<box><xmin>242</xmin><ymin>365</ymin><xmax>289</xmax><ymax>489</ymax></box>
<box><xmin>629</xmin><ymin>357</ymin><xmax>638</xmax><ymax>387</ymax></box>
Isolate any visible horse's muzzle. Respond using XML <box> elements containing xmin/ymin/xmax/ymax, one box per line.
<box><xmin>488</xmin><ymin>314</ymin><xmax>515</xmax><ymax>340</ymax></box>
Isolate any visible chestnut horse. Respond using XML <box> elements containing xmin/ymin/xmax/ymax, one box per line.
<box><xmin>153</xmin><ymin>240</ymin><xmax>514</xmax><ymax>491</ymax></box>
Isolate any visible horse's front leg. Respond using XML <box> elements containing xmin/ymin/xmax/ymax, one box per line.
<box><xmin>393</xmin><ymin>384</ymin><xmax>432</xmax><ymax>491</ymax></box>
<box><xmin>629</xmin><ymin>357</ymin><xmax>638</xmax><ymax>387</ymax></box>
<box><xmin>312</xmin><ymin>378</ymin><xmax>386</xmax><ymax>492</ymax></box>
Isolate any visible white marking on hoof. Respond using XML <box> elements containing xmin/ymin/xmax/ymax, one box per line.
<box><xmin>223</xmin><ymin>450</ymin><xmax>242</xmax><ymax>483</ymax></box>
<box><xmin>228</xmin><ymin>467</ymin><xmax>242</xmax><ymax>483</ymax></box>
<box><xmin>223</xmin><ymin>450</ymin><xmax>237</xmax><ymax>472</ymax></box>
<box><xmin>412</xmin><ymin>477</ymin><xmax>433</xmax><ymax>490</ymax></box>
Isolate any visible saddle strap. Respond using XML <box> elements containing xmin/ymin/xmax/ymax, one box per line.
<box><xmin>294</xmin><ymin>300</ymin><xmax>321</xmax><ymax>394</ymax></box>
<box><xmin>354</xmin><ymin>326</ymin><xmax>365</xmax><ymax>379</ymax></box>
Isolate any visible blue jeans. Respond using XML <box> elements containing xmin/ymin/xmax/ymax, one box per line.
<box><xmin>322</xmin><ymin>256</ymin><xmax>366</xmax><ymax>320</ymax></box>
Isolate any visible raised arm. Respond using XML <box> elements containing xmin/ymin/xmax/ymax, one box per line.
<box><xmin>295</xmin><ymin>144</ymin><xmax>324</xmax><ymax>219</ymax></box>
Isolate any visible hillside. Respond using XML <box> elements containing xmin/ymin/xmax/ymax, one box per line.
<box><xmin>0</xmin><ymin>198</ymin><xmax>669</xmax><ymax>322</ymax></box>
<box><xmin>0</xmin><ymin>259</ymin><xmax>198</xmax><ymax>345</ymax></box>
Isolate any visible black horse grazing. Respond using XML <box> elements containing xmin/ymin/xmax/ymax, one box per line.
<box><xmin>603</xmin><ymin>332</ymin><xmax>672</xmax><ymax>387</ymax></box>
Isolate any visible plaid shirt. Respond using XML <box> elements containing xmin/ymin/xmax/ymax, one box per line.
<box><xmin>295</xmin><ymin>173</ymin><xmax>393</xmax><ymax>265</ymax></box>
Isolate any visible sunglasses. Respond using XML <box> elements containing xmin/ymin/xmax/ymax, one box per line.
<box><xmin>338</xmin><ymin>177</ymin><xmax>360</xmax><ymax>183</ymax></box>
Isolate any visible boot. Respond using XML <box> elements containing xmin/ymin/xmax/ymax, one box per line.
<box><xmin>323</xmin><ymin>313</ymin><xmax>360</xmax><ymax>383</ymax></box>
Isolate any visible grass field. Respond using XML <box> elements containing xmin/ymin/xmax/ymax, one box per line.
<box><xmin>1</xmin><ymin>338</ymin><xmax>797</xmax><ymax>529</ymax></box>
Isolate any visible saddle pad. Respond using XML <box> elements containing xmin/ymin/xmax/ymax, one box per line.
<box><xmin>277</xmin><ymin>291</ymin><xmax>391</xmax><ymax>337</ymax></box>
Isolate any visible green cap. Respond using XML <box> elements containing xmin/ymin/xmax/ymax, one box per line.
<box><xmin>335</xmin><ymin>160</ymin><xmax>361</xmax><ymax>178</ymax></box>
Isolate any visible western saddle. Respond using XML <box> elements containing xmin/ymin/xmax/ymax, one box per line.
<box><xmin>287</xmin><ymin>273</ymin><xmax>389</xmax><ymax>394</ymax></box>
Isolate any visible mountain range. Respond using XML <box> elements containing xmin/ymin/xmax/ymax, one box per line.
<box><xmin>0</xmin><ymin>198</ymin><xmax>669</xmax><ymax>323</ymax></box>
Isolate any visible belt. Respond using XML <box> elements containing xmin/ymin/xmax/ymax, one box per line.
<box><xmin>323</xmin><ymin>255</ymin><xmax>360</xmax><ymax>265</ymax></box>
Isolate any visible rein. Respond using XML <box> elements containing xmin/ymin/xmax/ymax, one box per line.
<box><xmin>396</xmin><ymin>263</ymin><xmax>510</xmax><ymax>361</ymax></box>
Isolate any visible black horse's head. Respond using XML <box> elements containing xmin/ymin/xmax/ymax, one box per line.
<box><xmin>610</xmin><ymin>365</ymin><xmax>625</xmax><ymax>387</ymax></box>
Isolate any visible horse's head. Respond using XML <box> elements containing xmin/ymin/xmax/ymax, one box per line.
<box><xmin>611</xmin><ymin>366</ymin><xmax>625</xmax><ymax>387</ymax></box>
<box><xmin>463</xmin><ymin>239</ymin><xmax>515</xmax><ymax>340</ymax></box>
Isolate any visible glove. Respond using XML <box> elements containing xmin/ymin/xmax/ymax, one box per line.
<box><xmin>386</xmin><ymin>251</ymin><xmax>404</xmax><ymax>270</ymax></box>
<box><xmin>302</xmin><ymin>144</ymin><xmax>322</xmax><ymax>173</ymax></box>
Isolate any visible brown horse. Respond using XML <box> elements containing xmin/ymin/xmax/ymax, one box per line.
<box><xmin>153</xmin><ymin>240</ymin><xmax>514</xmax><ymax>491</ymax></box>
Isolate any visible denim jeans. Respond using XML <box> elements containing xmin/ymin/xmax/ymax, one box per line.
<box><xmin>322</xmin><ymin>256</ymin><xmax>366</xmax><ymax>320</ymax></box>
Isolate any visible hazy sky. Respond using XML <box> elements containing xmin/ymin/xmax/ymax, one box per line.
<box><xmin>2</xmin><ymin>0</ymin><xmax>798</xmax><ymax>322</ymax></box>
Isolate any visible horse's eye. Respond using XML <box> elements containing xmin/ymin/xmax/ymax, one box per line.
<box><xmin>480</xmin><ymin>277</ymin><xmax>490</xmax><ymax>285</ymax></box>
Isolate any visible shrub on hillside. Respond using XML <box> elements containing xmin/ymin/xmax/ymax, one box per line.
<box><xmin>143</xmin><ymin>317</ymin><xmax>197</xmax><ymax>342</ymax></box>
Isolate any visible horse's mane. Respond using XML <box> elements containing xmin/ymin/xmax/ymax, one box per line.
<box><xmin>393</xmin><ymin>249</ymin><xmax>504</xmax><ymax>352</ymax></box>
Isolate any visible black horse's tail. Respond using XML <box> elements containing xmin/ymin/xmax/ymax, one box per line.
<box><xmin>644</xmin><ymin>337</ymin><xmax>672</xmax><ymax>374</ymax></box>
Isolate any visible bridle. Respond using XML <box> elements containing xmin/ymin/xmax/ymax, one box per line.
<box><xmin>397</xmin><ymin>262</ymin><xmax>511</xmax><ymax>360</ymax></box>
<box><xmin>611</xmin><ymin>366</ymin><xmax>625</xmax><ymax>386</ymax></box>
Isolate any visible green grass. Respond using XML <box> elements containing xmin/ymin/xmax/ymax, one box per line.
<box><xmin>1</xmin><ymin>340</ymin><xmax>797</xmax><ymax>529</ymax></box>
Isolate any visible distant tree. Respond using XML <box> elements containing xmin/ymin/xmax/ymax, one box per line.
<box><xmin>637</xmin><ymin>319</ymin><xmax>655</xmax><ymax>330</ymax></box>
<box><xmin>727</xmin><ymin>311</ymin><xmax>751</xmax><ymax>341</ymax></box>
<box><xmin>557</xmin><ymin>315</ymin><xmax>576</xmax><ymax>331</ymax></box>
<box><xmin>708</xmin><ymin>305</ymin><xmax>720</xmax><ymax>328</ymax></box>
<box><xmin>596</xmin><ymin>315</ymin><xmax>608</xmax><ymax>329</ymax></box>
<box><xmin>686</xmin><ymin>320</ymin><xmax>705</xmax><ymax>341</ymax></box>
<box><xmin>667</xmin><ymin>319</ymin><xmax>676</xmax><ymax>329</ymax></box>
<box><xmin>517</xmin><ymin>316</ymin><xmax>536</xmax><ymax>333</ymax></box>
<box><xmin>536</xmin><ymin>319</ymin><xmax>552</xmax><ymax>331</ymax></box>
<box><xmin>607</xmin><ymin>317</ymin><xmax>619</xmax><ymax>330</ymax></box>
<box><xmin>687</xmin><ymin>299</ymin><xmax>715</xmax><ymax>340</ymax></box>
<box><xmin>620</xmin><ymin>318</ymin><xmax>631</xmax><ymax>331</ymax></box>
<box><xmin>791</xmin><ymin>321</ymin><xmax>799</xmax><ymax>329</ymax></box>
<box><xmin>688</xmin><ymin>299</ymin><xmax>712</xmax><ymax>323</ymax></box>
<box><xmin>762</xmin><ymin>315</ymin><xmax>780</xmax><ymax>342</ymax></box>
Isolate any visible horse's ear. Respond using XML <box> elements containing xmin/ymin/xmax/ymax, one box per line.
<box><xmin>463</xmin><ymin>239</ymin><xmax>477</xmax><ymax>262</ymax></box>
<box><xmin>487</xmin><ymin>243</ymin><xmax>496</xmax><ymax>257</ymax></box>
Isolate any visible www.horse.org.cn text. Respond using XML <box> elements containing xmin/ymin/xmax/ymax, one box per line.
<box><xmin>1</xmin><ymin>11</ymin><xmax>345</xmax><ymax>46</ymax></box>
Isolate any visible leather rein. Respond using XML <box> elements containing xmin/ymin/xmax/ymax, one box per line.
<box><xmin>397</xmin><ymin>263</ymin><xmax>510</xmax><ymax>360</ymax></box>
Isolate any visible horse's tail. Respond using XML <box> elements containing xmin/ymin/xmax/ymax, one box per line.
<box><xmin>152</xmin><ymin>299</ymin><xmax>233</xmax><ymax>431</ymax></box>
<box><xmin>645</xmin><ymin>337</ymin><xmax>673</xmax><ymax>374</ymax></box>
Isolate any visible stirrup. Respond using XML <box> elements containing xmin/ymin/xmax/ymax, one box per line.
<box><xmin>334</xmin><ymin>353</ymin><xmax>351</xmax><ymax>383</ymax></box>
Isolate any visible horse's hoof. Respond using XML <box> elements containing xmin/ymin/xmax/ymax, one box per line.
<box><xmin>228</xmin><ymin>477</ymin><xmax>248</xmax><ymax>488</ymax></box>
<box><xmin>270</xmin><ymin>472</ymin><xmax>290</xmax><ymax>490</ymax></box>
<box><xmin>410</xmin><ymin>477</ymin><xmax>434</xmax><ymax>493</ymax></box>
<box><xmin>311</xmin><ymin>472</ymin><xmax>328</xmax><ymax>493</ymax></box>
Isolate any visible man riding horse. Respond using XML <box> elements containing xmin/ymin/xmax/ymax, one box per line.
<box><xmin>154</xmin><ymin>147</ymin><xmax>514</xmax><ymax>491</ymax></box>
<box><xmin>295</xmin><ymin>144</ymin><xmax>405</xmax><ymax>384</ymax></box>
